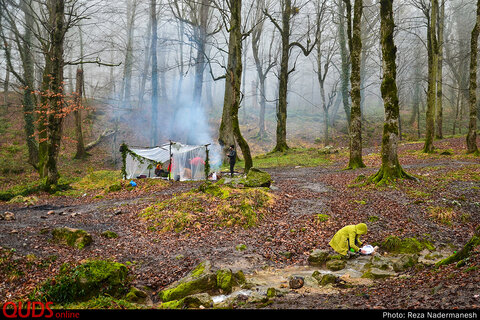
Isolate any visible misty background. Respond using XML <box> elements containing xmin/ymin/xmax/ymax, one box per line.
<box><xmin>1</xmin><ymin>0</ymin><xmax>478</xmax><ymax>167</ymax></box>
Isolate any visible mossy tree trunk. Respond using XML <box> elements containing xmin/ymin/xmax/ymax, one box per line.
<box><xmin>21</xmin><ymin>1</ymin><xmax>39</xmax><ymax>169</ymax></box>
<box><xmin>369</xmin><ymin>0</ymin><xmax>413</xmax><ymax>184</ymax></box>
<box><xmin>272</xmin><ymin>0</ymin><xmax>292</xmax><ymax>153</ymax></box>
<box><xmin>422</xmin><ymin>0</ymin><xmax>438</xmax><ymax>153</ymax></box>
<box><xmin>222</xmin><ymin>0</ymin><xmax>253</xmax><ymax>172</ymax></box>
<box><xmin>45</xmin><ymin>0</ymin><xmax>65</xmax><ymax>188</ymax></box>
<box><xmin>74</xmin><ymin>68</ymin><xmax>87</xmax><ymax>159</ymax></box>
<box><xmin>436</xmin><ymin>226</ymin><xmax>480</xmax><ymax>267</ymax></box>
<box><xmin>435</xmin><ymin>0</ymin><xmax>444</xmax><ymax>140</ymax></box>
<box><xmin>0</xmin><ymin>1</ymin><xmax>39</xmax><ymax>170</ymax></box>
<box><xmin>338</xmin><ymin>0</ymin><xmax>351</xmax><ymax>126</ymax></box>
<box><xmin>466</xmin><ymin>0</ymin><xmax>480</xmax><ymax>155</ymax></box>
<box><xmin>345</xmin><ymin>0</ymin><xmax>365</xmax><ymax>169</ymax></box>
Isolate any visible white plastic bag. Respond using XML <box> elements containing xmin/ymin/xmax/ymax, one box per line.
<box><xmin>359</xmin><ymin>245</ymin><xmax>375</xmax><ymax>255</ymax></box>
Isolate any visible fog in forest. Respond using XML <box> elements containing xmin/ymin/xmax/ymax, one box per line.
<box><xmin>1</xmin><ymin>0</ymin><xmax>479</xmax><ymax>167</ymax></box>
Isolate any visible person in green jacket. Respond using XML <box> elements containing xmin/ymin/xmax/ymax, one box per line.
<box><xmin>329</xmin><ymin>223</ymin><xmax>368</xmax><ymax>256</ymax></box>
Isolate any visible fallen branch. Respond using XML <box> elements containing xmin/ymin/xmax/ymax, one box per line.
<box><xmin>85</xmin><ymin>128</ymin><xmax>116</xmax><ymax>151</ymax></box>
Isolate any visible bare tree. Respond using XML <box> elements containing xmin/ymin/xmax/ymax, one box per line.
<box><xmin>313</xmin><ymin>0</ymin><xmax>338</xmax><ymax>146</ymax></box>
<box><xmin>264</xmin><ymin>0</ymin><xmax>317</xmax><ymax>152</ymax></box>
<box><xmin>251</xmin><ymin>0</ymin><xmax>277</xmax><ymax>139</ymax></box>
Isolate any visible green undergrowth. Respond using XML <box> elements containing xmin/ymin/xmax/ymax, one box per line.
<box><xmin>380</xmin><ymin>235</ymin><xmax>435</xmax><ymax>254</ymax></box>
<box><xmin>32</xmin><ymin>259</ymin><xmax>130</xmax><ymax>304</ymax></box>
<box><xmin>0</xmin><ymin>177</ymin><xmax>76</xmax><ymax>202</ymax></box>
<box><xmin>234</xmin><ymin>147</ymin><xmax>335</xmax><ymax>169</ymax></box>
<box><xmin>140</xmin><ymin>183</ymin><xmax>275</xmax><ymax>232</ymax></box>
<box><xmin>0</xmin><ymin>170</ymin><xmax>169</xmax><ymax>201</ymax></box>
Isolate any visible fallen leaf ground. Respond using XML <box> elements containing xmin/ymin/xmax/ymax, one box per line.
<box><xmin>0</xmin><ymin>137</ymin><xmax>479</xmax><ymax>310</ymax></box>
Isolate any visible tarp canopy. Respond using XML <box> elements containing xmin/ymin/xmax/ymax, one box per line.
<box><xmin>123</xmin><ymin>142</ymin><xmax>207</xmax><ymax>181</ymax></box>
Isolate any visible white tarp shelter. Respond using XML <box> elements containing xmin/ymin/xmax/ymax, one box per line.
<box><xmin>123</xmin><ymin>142</ymin><xmax>207</xmax><ymax>181</ymax></box>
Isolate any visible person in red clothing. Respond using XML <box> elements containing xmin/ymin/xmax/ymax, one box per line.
<box><xmin>190</xmin><ymin>157</ymin><xmax>205</xmax><ymax>166</ymax></box>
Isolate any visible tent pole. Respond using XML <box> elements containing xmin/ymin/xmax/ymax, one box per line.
<box><xmin>169</xmin><ymin>140</ymin><xmax>172</xmax><ymax>181</ymax></box>
<box><xmin>204</xmin><ymin>144</ymin><xmax>211</xmax><ymax>181</ymax></box>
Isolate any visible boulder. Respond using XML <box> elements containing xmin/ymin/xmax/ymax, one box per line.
<box><xmin>318</xmin><ymin>273</ymin><xmax>337</xmax><ymax>286</ymax></box>
<box><xmin>289</xmin><ymin>276</ymin><xmax>304</xmax><ymax>289</ymax></box>
<box><xmin>158</xmin><ymin>261</ymin><xmax>245</xmax><ymax>302</ymax></box>
<box><xmin>158</xmin><ymin>261</ymin><xmax>217</xmax><ymax>302</ymax></box>
<box><xmin>216</xmin><ymin>269</ymin><xmax>234</xmax><ymax>294</ymax></box>
<box><xmin>51</xmin><ymin>227</ymin><xmax>92</xmax><ymax>249</ymax></box>
<box><xmin>368</xmin><ymin>255</ymin><xmax>393</xmax><ymax>270</ymax></box>
<box><xmin>125</xmin><ymin>287</ymin><xmax>148</xmax><ymax>304</ymax></box>
<box><xmin>243</xmin><ymin>168</ymin><xmax>272</xmax><ymax>188</ymax></box>
<box><xmin>1</xmin><ymin>211</ymin><xmax>15</xmax><ymax>221</ymax></box>
<box><xmin>326</xmin><ymin>259</ymin><xmax>346</xmax><ymax>271</ymax></box>
<box><xmin>392</xmin><ymin>254</ymin><xmax>419</xmax><ymax>272</ymax></box>
<box><xmin>308</xmin><ymin>249</ymin><xmax>329</xmax><ymax>266</ymax></box>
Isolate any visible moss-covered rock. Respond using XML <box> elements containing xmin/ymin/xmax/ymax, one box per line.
<box><xmin>326</xmin><ymin>259</ymin><xmax>346</xmax><ymax>271</ymax></box>
<box><xmin>125</xmin><ymin>287</ymin><xmax>148</xmax><ymax>304</ymax></box>
<box><xmin>158</xmin><ymin>261</ymin><xmax>217</xmax><ymax>302</ymax></box>
<box><xmin>159</xmin><ymin>293</ymin><xmax>213</xmax><ymax>309</ymax></box>
<box><xmin>313</xmin><ymin>272</ymin><xmax>337</xmax><ymax>286</ymax></box>
<box><xmin>39</xmin><ymin>259</ymin><xmax>129</xmax><ymax>303</ymax></box>
<box><xmin>392</xmin><ymin>254</ymin><xmax>419</xmax><ymax>272</ymax></box>
<box><xmin>101</xmin><ymin>230</ymin><xmax>118</xmax><ymax>239</ymax></box>
<box><xmin>380</xmin><ymin>235</ymin><xmax>434</xmax><ymax>254</ymax></box>
<box><xmin>243</xmin><ymin>168</ymin><xmax>272</xmax><ymax>188</ymax></box>
<box><xmin>308</xmin><ymin>249</ymin><xmax>329</xmax><ymax>266</ymax></box>
<box><xmin>216</xmin><ymin>269</ymin><xmax>234</xmax><ymax>294</ymax></box>
<box><xmin>51</xmin><ymin>227</ymin><xmax>92</xmax><ymax>249</ymax></box>
<box><xmin>158</xmin><ymin>261</ymin><xmax>246</xmax><ymax>303</ymax></box>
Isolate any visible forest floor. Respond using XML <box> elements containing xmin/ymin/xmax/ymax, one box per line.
<box><xmin>1</xmin><ymin>136</ymin><xmax>480</xmax><ymax>310</ymax></box>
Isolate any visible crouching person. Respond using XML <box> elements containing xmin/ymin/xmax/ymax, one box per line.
<box><xmin>329</xmin><ymin>223</ymin><xmax>368</xmax><ymax>257</ymax></box>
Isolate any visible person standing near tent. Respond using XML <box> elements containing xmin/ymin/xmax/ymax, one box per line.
<box><xmin>227</xmin><ymin>145</ymin><xmax>236</xmax><ymax>177</ymax></box>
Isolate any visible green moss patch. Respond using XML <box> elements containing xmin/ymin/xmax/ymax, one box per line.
<box><xmin>51</xmin><ymin>227</ymin><xmax>93</xmax><ymax>249</ymax></box>
<box><xmin>36</xmin><ymin>259</ymin><xmax>129</xmax><ymax>303</ymax></box>
<box><xmin>380</xmin><ymin>235</ymin><xmax>435</xmax><ymax>254</ymax></box>
<box><xmin>140</xmin><ymin>185</ymin><xmax>274</xmax><ymax>232</ymax></box>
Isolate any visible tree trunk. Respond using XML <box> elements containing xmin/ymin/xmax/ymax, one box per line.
<box><xmin>45</xmin><ymin>0</ymin><xmax>65</xmax><ymax>188</ymax></box>
<box><xmin>150</xmin><ymin>0</ymin><xmax>159</xmax><ymax>146</ymax></box>
<box><xmin>222</xmin><ymin>0</ymin><xmax>252</xmax><ymax>172</ymax></box>
<box><xmin>74</xmin><ymin>68</ymin><xmax>87</xmax><ymax>159</ymax></box>
<box><xmin>273</xmin><ymin>0</ymin><xmax>292</xmax><ymax>152</ymax></box>
<box><xmin>466</xmin><ymin>0</ymin><xmax>480</xmax><ymax>154</ymax></box>
<box><xmin>346</xmin><ymin>0</ymin><xmax>365</xmax><ymax>169</ymax></box>
<box><xmin>338</xmin><ymin>0</ymin><xmax>351</xmax><ymax>125</ymax></box>
<box><xmin>193</xmin><ymin>0</ymin><xmax>209</xmax><ymax>102</ymax></box>
<box><xmin>369</xmin><ymin>0</ymin><xmax>413</xmax><ymax>184</ymax></box>
<box><xmin>435</xmin><ymin>0</ymin><xmax>444</xmax><ymax>139</ymax></box>
<box><xmin>138</xmin><ymin>12</ymin><xmax>152</xmax><ymax>109</ymax></box>
<box><xmin>121</xmin><ymin>0</ymin><xmax>137</xmax><ymax>109</ymax></box>
<box><xmin>423</xmin><ymin>0</ymin><xmax>438</xmax><ymax>153</ymax></box>
<box><xmin>21</xmin><ymin>0</ymin><xmax>39</xmax><ymax>169</ymax></box>
<box><xmin>251</xmin><ymin>0</ymin><xmax>269</xmax><ymax>139</ymax></box>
